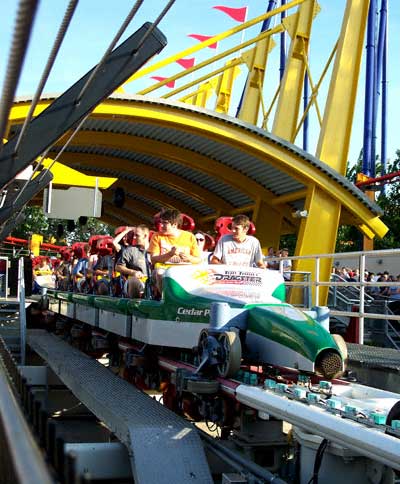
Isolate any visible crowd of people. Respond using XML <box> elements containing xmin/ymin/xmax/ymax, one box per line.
<box><xmin>32</xmin><ymin>209</ymin><xmax>400</xmax><ymax>315</ymax></box>
<box><xmin>31</xmin><ymin>210</ymin><xmax>292</xmax><ymax>299</ymax></box>
<box><xmin>333</xmin><ymin>266</ymin><xmax>400</xmax><ymax>313</ymax></box>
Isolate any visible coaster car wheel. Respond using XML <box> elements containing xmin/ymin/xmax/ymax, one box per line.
<box><xmin>216</xmin><ymin>331</ymin><xmax>242</xmax><ymax>378</ymax></box>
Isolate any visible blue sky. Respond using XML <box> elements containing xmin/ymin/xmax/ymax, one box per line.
<box><xmin>1</xmin><ymin>0</ymin><xmax>400</xmax><ymax>167</ymax></box>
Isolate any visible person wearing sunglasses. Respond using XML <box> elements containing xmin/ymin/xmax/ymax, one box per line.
<box><xmin>194</xmin><ymin>231</ymin><xmax>206</xmax><ymax>249</ymax></box>
<box><xmin>194</xmin><ymin>231</ymin><xmax>212</xmax><ymax>263</ymax></box>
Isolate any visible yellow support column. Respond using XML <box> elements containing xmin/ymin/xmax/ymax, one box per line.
<box><xmin>272</xmin><ymin>0</ymin><xmax>318</xmax><ymax>139</ymax></box>
<box><xmin>252</xmin><ymin>199</ymin><xmax>282</xmax><ymax>253</ymax></box>
<box><xmin>266</xmin><ymin>0</ymin><xmax>317</xmax><ymax>295</ymax></box>
<box><xmin>237</xmin><ymin>38</ymin><xmax>274</xmax><ymax>124</ymax></box>
<box><xmin>215</xmin><ymin>60</ymin><xmax>241</xmax><ymax>114</ymax></box>
<box><xmin>294</xmin><ymin>0</ymin><xmax>371</xmax><ymax>304</ymax></box>
<box><xmin>190</xmin><ymin>82</ymin><xmax>214</xmax><ymax>108</ymax></box>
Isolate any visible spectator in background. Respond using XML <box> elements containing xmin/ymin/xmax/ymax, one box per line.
<box><xmin>265</xmin><ymin>246</ymin><xmax>279</xmax><ymax>270</ymax></box>
<box><xmin>279</xmin><ymin>248</ymin><xmax>292</xmax><ymax>281</ymax></box>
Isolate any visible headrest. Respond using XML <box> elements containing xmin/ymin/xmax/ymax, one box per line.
<box><xmin>214</xmin><ymin>216</ymin><xmax>256</xmax><ymax>242</ymax></box>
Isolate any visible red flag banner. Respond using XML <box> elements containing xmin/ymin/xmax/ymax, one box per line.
<box><xmin>176</xmin><ymin>58</ymin><xmax>195</xmax><ymax>69</ymax></box>
<box><xmin>150</xmin><ymin>76</ymin><xmax>175</xmax><ymax>88</ymax></box>
<box><xmin>213</xmin><ymin>5</ymin><xmax>248</xmax><ymax>22</ymax></box>
<box><xmin>187</xmin><ymin>34</ymin><xmax>218</xmax><ymax>49</ymax></box>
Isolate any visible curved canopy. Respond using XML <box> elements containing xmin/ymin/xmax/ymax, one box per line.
<box><xmin>8</xmin><ymin>94</ymin><xmax>384</xmax><ymax>237</ymax></box>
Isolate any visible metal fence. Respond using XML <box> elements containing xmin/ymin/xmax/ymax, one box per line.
<box><xmin>272</xmin><ymin>248</ymin><xmax>400</xmax><ymax>346</ymax></box>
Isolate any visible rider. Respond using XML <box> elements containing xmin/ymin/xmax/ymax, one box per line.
<box><xmin>148</xmin><ymin>209</ymin><xmax>201</xmax><ymax>295</ymax></box>
<box><xmin>115</xmin><ymin>224</ymin><xmax>150</xmax><ymax>298</ymax></box>
<box><xmin>210</xmin><ymin>214</ymin><xmax>265</xmax><ymax>268</ymax></box>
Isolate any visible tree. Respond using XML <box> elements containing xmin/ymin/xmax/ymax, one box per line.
<box><xmin>10</xmin><ymin>206</ymin><xmax>113</xmax><ymax>245</ymax></box>
<box><xmin>336</xmin><ymin>152</ymin><xmax>400</xmax><ymax>251</ymax></box>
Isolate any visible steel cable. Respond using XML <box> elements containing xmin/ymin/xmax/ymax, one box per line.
<box><xmin>76</xmin><ymin>0</ymin><xmax>144</xmax><ymax>103</ymax></box>
<box><xmin>11</xmin><ymin>0</ymin><xmax>79</xmax><ymax>208</ymax></box>
<box><xmin>14</xmin><ymin>0</ymin><xmax>79</xmax><ymax>154</ymax></box>
<box><xmin>13</xmin><ymin>0</ymin><xmax>145</xmax><ymax>204</ymax></box>
<box><xmin>39</xmin><ymin>0</ymin><xmax>175</xmax><ymax>188</ymax></box>
<box><xmin>133</xmin><ymin>0</ymin><xmax>176</xmax><ymax>54</ymax></box>
<box><xmin>0</xmin><ymin>0</ymin><xmax>39</xmax><ymax>150</ymax></box>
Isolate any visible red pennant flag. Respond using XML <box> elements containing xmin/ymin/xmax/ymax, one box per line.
<box><xmin>176</xmin><ymin>57</ymin><xmax>195</xmax><ymax>69</ymax></box>
<box><xmin>213</xmin><ymin>5</ymin><xmax>248</xmax><ymax>22</ymax></box>
<box><xmin>187</xmin><ymin>34</ymin><xmax>218</xmax><ymax>49</ymax></box>
<box><xmin>150</xmin><ymin>76</ymin><xmax>175</xmax><ymax>88</ymax></box>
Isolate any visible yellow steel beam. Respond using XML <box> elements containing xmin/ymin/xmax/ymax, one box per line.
<box><xmin>122</xmin><ymin>0</ymin><xmax>305</xmax><ymax>90</ymax></box>
<box><xmin>237</xmin><ymin>34</ymin><xmax>275</xmax><ymax>124</ymax></box>
<box><xmin>214</xmin><ymin>60</ymin><xmax>241</xmax><ymax>114</ymax></box>
<box><xmin>293</xmin><ymin>0</ymin><xmax>372</xmax><ymax>304</ymax></box>
<box><xmin>270</xmin><ymin>189</ymin><xmax>308</xmax><ymax>205</ymax></box>
<box><xmin>155</xmin><ymin>25</ymin><xmax>284</xmax><ymax>100</ymax></box>
<box><xmin>183</xmin><ymin>81</ymin><xmax>215</xmax><ymax>108</ymax></box>
<box><xmin>84</xmin><ymin>104</ymin><xmax>385</xmax><ymax>238</ymax></box>
<box><xmin>57</xmin><ymin>131</ymin><xmax>269</xmax><ymax>206</ymax></box>
<box><xmin>252</xmin><ymin>198</ymin><xmax>283</xmax><ymax>252</ymax></box>
<box><xmin>39</xmin><ymin>159</ymin><xmax>116</xmax><ymax>189</ymax></box>
<box><xmin>272</xmin><ymin>0</ymin><xmax>318</xmax><ymax>140</ymax></box>
<box><xmin>61</xmin><ymin>117</ymin><xmax>385</xmax><ymax>239</ymax></box>
<box><xmin>316</xmin><ymin>2</ymin><xmax>370</xmax><ymax>175</ymax></box>
<box><xmin>162</xmin><ymin>58</ymin><xmax>243</xmax><ymax>100</ymax></box>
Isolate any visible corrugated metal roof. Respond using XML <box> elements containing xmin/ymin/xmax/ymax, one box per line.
<box><xmin>60</xmin><ymin>143</ymin><xmax>252</xmax><ymax>207</ymax></box>
<box><xmin>83</xmin><ymin>118</ymin><xmax>303</xmax><ymax>198</ymax></box>
<box><xmin>76</xmin><ymin>163</ymin><xmax>215</xmax><ymax>215</ymax></box>
<box><xmin>10</xmin><ymin>94</ymin><xmax>383</xmax><ymax>230</ymax></box>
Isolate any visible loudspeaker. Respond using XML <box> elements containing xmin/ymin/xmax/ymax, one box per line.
<box><xmin>113</xmin><ymin>187</ymin><xmax>125</xmax><ymax>208</ymax></box>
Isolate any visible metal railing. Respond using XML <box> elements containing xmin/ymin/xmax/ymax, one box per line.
<box><xmin>17</xmin><ymin>257</ymin><xmax>26</xmax><ymax>365</ymax></box>
<box><xmin>271</xmin><ymin>248</ymin><xmax>400</xmax><ymax>346</ymax></box>
<box><xmin>0</xmin><ymin>256</ymin><xmax>8</xmax><ymax>298</ymax></box>
<box><xmin>0</xmin><ymin>348</ymin><xmax>53</xmax><ymax>483</ymax></box>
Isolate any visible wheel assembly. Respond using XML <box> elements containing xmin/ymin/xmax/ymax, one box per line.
<box><xmin>216</xmin><ymin>331</ymin><xmax>242</xmax><ymax>378</ymax></box>
<box><xmin>196</xmin><ymin>329</ymin><xmax>242</xmax><ymax>378</ymax></box>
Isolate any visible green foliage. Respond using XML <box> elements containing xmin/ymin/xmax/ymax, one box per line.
<box><xmin>11</xmin><ymin>206</ymin><xmax>113</xmax><ymax>245</ymax></box>
<box><xmin>279</xmin><ymin>234</ymin><xmax>297</xmax><ymax>254</ymax></box>
<box><xmin>338</xmin><ymin>152</ymin><xmax>400</xmax><ymax>250</ymax></box>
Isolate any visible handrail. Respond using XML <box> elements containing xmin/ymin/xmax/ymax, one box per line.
<box><xmin>270</xmin><ymin>247</ymin><xmax>400</xmax><ymax>344</ymax></box>
<box><xmin>17</xmin><ymin>257</ymin><xmax>26</xmax><ymax>365</ymax></box>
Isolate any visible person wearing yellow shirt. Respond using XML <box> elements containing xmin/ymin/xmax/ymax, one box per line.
<box><xmin>148</xmin><ymin>209</ymin><xmax>201</xmax><ymax>296</ymax></box>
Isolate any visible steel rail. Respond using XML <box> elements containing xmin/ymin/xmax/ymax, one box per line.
<box><xmin>199</xmin><ymin>428</ymin><xmax>287</xmax><ymax>484</ymax></box>
<box><xmin>0</xmin><ymin>360</ymin><xmax>53</xmax><ymax>483</ymax></box>
<box><xmin>236</xmin><ymin>384</ymin><xmax>400</xmax><ymax>471</ymax></box>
